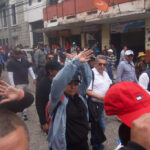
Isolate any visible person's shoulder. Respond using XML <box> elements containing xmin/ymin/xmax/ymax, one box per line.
<box><xmin>92</xmin><ymin>68</ymin><xmax>98</xmax><ymax>74</ymax></box>
<box><xmin>22</xmin><ymin>58</ymin><xmax>30</xmax><ymax>64</ymax></box>
<box><xmin>141</xmin><ymin>69</ymin><xmax>150</xmax><ymax>76</ymax></box>
<box><xmin>118</xmin><ymin>61</ymin><xmax>125</xmax><ymax>66</ymax></box>
<box><xmin>111</xmin><ymin>54</ymin><xmax>115</xmax><ymax>57</ymax></box>
<box><xmin>121</xmin><ymin>60</ymin><xmax>127</xmax><ymax>64</ymax></box>
<box><xmin>103</xmin><ymin>71</ymin><xmax>109</xmax><ymax>77</ymax></box>
<box><xmin>35</xmin><ymin>49</ymin><xmax>40</xmax><ymax>53</ymax></box>
<box><xmin>38</xmin><ymin>76</ymin><xmax>51</xmax><ymax>89</ymax></box>
<box><xmin>120</xmin><ymin>50</ymin><xmax>124</xmax><ymax>53</ymax></box>
<box><xmin>7</xmin><ymin>58</ymin><xmax>15</xmax><ymax>64</ymax></box>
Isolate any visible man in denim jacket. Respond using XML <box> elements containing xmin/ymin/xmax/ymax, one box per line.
<box><xmin>47</xmin><ymin>50</ymin><xmax>93</xmax><ymax>150</ymax></box>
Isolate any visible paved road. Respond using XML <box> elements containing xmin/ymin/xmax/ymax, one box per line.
<box><xmin>2</xmin><ymin>71</ymin><xmax>121</xmax><ymax>150</ymax></box>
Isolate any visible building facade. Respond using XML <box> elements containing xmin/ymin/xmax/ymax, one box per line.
<box><xmin>43</xmin><ymin>0</ymin><xmax>150</xmax><ymax>60</ymax></box>
<box><xmin>0</xmin><ymin>0</ymin><xmax>31</xmax><ymax>47</ymax></box>
<box><xmin>24</xmin><ymin>0</ymin><xmax>47</xmax><ymax>47</ymax></box>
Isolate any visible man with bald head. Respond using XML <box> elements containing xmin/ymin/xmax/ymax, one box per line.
<box><xmin>0</xmin><ymin>110</ymin><xmax>29</xmax><ymax>150</ymax></box>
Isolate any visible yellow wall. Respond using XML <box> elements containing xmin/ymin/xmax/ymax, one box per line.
<box><xmin>43</xmin><ymin>33</ymin><xmax>49</xmax><ymax>45</ymax></box>
<box><xmin>101</xmin><ymin>24</ymin><xmax>110</xmax><ymax>50</ymax></box>
<box><xmin>81</xmin><ymin>33</ymin><xmax>85</xmax><ymax>49</ymax></box>
<box><xmin>71</xmin><ymin>28</ymin><xmax>81</xmax><ymax>35</ymax></box>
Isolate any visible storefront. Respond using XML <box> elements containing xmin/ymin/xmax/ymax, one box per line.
<box><xmin>110</xmin><ymin>20</ymin><xmax>145</xmax><ymax>60</ymax></box>
<box><xmin>60</xmin><ymin>30</ymin><xmax>81</xmax><ymax>49</ymax></box>
<box><xmin>82</xmin><ymin>25</ymin><xmax>101</xmax><ymax>49</ymax></box>
<box><xmin>31</xmin><ymin>20</ymin><xmax>44</xmax><ymax>46</ymax></box>
<box><xmin>47</xmin><ymin>31</ymin><xmax>59</xmax><ymax>49</ymax></box>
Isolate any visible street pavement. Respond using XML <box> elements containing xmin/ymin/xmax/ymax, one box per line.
<box><xmin>2</xmin><ymin>71</ymin><xmax>121</xmax><ymax>150</ymax></box>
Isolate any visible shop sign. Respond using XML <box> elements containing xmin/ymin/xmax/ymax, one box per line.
<box><xmin>111</xmin><ymin>20</ymin><xmax>145</xmax><ymax>34</ymax></box>
<box><xmin>94</xmin><ymin>0</ymin><xmax>109</xmax><ymax>12</ymax></box>
<box><xmin>59</xmin><ymin>30</ymin><xmax>71</xmax><ymax>36</ymax></box>
<box><xmin>82</xmin><ymin>25</ymin><xmax>100</xmax><ymax>32</ymax></box>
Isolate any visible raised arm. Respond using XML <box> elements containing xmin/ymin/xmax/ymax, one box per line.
<box><xmin>0</xmin><ymin>80</ymin><xmax>34</xmax><ymax>112</ymax></box>
<box><xmin>78</xmin><ymin>63</ymin><xmax>92</xmax><ymax>96</ymax></box>
<box><xmin>50</xmin><ymin>50</ymin><xmax>93</xmax><ymax>115</ymax></box>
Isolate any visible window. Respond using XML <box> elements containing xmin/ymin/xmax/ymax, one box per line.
<box><xmin>29</xmin><ymin>0</ymin><xmax>32</xmax><ymax>5</ymax></box>
<box><xmin>0</xmin><ymin>39</ymin><xmax>2</xmax><ymax>46</ymax></box>
<box><xmin>2</xmin><ymin>9</ymin><xmax>7</xmax><ymax>27</ymax></box>
<box><xmin>2</xmin><ymin>39</ymin><xmax>5</xmax><ymax>45</ymax></box>
<box><xmin>49</xmin><ymin>0</ymin><xmax>58</xmax><ymax>5</ymax></box>
<box><xmin>11</xmin><ymin>4</ymin><xmax>16</xmax><ymax>25</ymax></box>
<box><xmin>0</xmin><ymin>10</ymin><xmax>3</xmax><ymax>28</ymax></box>
<box><xmin>6</xmin><ymin>38</ymin><xmax>8</xmax><ymax>45</ymax></box>
<box><xmin>29</xmin><ymin>0</ymin><xmax>41</xmax><ymax>5</ymax></box>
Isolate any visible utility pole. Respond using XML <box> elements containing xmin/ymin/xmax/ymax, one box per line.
<box><xmin>6</xmin><ymin>0</ymin><xmax>12</xmax><ymax>47</ymax></box>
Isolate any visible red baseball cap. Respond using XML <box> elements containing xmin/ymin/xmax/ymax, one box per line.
<box><xmin>104</xmin><ymin>81</ymin><xmax>150</xmax><ymax>127</ymax></box>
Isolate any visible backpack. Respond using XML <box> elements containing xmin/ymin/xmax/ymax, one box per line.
<box><xmin>45</xmin><ymin>94</ymin><xmax>65</xmax><ymax>128</ymax></box>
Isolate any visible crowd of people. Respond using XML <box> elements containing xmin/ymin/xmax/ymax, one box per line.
<box><xmin>0</xmin><ymin>42</ymin><xmax>150</xmax><ymax>150</ymax></box>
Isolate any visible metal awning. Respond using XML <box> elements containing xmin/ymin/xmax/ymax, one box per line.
<box><xmin>43</xmin><ymin>10</ymin><xmax>150</xmax><ymax>34</ymax></box>
<box><xmin>43</xmin><ymin>20</ymin><xmax>98</xmax><ymax>33</ymax></box>
<box><xmin>86</xmin><ymin>10</ymin><xmax>150</xmax><ymax>24</ymax></box>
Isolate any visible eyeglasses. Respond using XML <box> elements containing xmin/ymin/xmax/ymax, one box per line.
<box><xmin>98</xmin><ymin>63</ymin><xmax>107</xmax><ymax>67</ymax></box>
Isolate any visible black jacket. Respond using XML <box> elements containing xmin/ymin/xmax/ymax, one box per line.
<box><xmin>36</xmin><ymin>76</ymin><xmax>52</xmax><ymax>125</ymax></box>
<box><xmin>7</xmin><ymin>58</ymin><xmax>31</xmax><ymax>85</ymax></box>
<box><xmin>120</xmin><ymin>141</ymin><xmax>146</xmax><ymax>150</ymax></box>
<box><xmin>0</xmin><ymin>92</ymin><xmax>34</xmax><ymax>113</ymax></box>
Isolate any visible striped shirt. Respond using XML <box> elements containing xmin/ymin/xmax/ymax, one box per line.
<box><xmin>107</xmin><ymin>54</ymin><xmax>115</xmax><ymax>67</ymax></box>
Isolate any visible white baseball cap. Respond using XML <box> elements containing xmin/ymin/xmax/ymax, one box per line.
<box><xmin>107</xmin><ymin>49</ymin><xmax>113</xmax><ymax>53</ymax></box>
<box><xmin>125</xmin><ymin>50</ymin><xmax>134</xmax><ymax>56</ymax></box>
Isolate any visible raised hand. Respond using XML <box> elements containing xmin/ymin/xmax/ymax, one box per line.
<box><xmin>0</xmin><ymin>80</ymin><xmax>23</xmax><ymax>104</ymax></box>
<box><xmin>77</xmin><ymin>49</ymin><xmax>93</xmax><ymax>63</ymax></box>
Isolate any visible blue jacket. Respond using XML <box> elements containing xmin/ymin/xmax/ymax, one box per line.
<box><xmin>0</xmin><ymin>55</ymin><xmax>4</xmax><ymax>65</ymax></box>
<box><xmin>47</xmin><ymin>57</ymin><xmax>92</xmax><ymax>150</ymax></box>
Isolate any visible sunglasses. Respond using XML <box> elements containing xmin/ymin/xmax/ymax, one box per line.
<box><xmin>127</xmin><ymin>54</ymin><xmax>134</xmax><ymax>57</ymax></box>
<box><xmin>98</xmin><ymin>63</ymin><xmax>107</xmax><ymax>67</ymax></box>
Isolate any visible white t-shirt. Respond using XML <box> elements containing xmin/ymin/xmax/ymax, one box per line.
<box><xmin>88</xmin><ymin>68</ymin><xmax>112</xmax><ymax>103</ymax></box>
<box><xmin>139</xmin><ymin>72</ymin><xmax>150</xmax><ymax>93</ymax></box>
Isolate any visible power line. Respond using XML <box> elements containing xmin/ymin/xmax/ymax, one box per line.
<box><xmin>2</xmin><ymin>2</ymin><xmax>47</xmax><ymax>19</ymax></box>
<box><xmin>1</xmin><ymin>0</ymin><xmax>29</xmax><ymax>9</ymax></box>
<box><xmin>1</xmin><ymin>0</ymin><xmax>64</xmax><ymax>19</ymax></box>
<box><xmin>13</xmin><ymin>3</ymin><xmax>47</xmax><ymax>16</ymax></box>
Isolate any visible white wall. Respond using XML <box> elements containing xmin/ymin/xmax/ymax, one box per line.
<box><xmin>24</xmin><ymin>0</ymin><xmax>46</xmax><ymax>23</ymax></box>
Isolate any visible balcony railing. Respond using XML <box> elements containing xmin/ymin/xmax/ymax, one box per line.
<box><xmin>43</xmin><ymin>0</ymin><xmax>135</xmax><ymax>21</ymax></box>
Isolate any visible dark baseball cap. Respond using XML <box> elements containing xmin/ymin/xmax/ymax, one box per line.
<box><xmin>71</xmin><ymin>71</ymin><xmax>81</xmax><ymax>83</ymax></box>
<box><xmin>45</xmin><ymin>60</ymin><xmax>63</xmax><ymax>72</ymax></box>
<box><xmin>13</xmin><ymin>48</ymin><xmax>23</xmax><ymax>55</ymax></box>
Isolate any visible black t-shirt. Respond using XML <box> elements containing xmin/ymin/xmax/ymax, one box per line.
<box><xmin>7</xmin><ymin>58</ymin><xmax>31</xmax><ymax>85</ymax></box>
<box><xmin>65</xmin><ymin>93</ymin><xmax>89</xmax><ymax>145</ymax></box>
